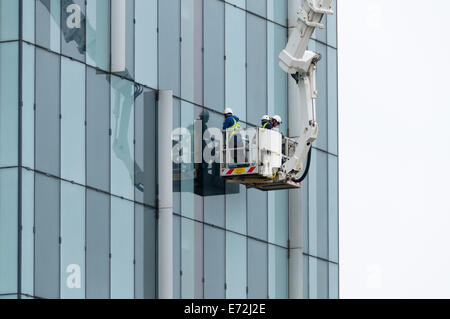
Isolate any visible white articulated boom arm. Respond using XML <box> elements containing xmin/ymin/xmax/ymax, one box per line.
<box><xmin>279</xmin><ymin>0</ymin><xmax>334</xmax><ymax>181</ymax></box>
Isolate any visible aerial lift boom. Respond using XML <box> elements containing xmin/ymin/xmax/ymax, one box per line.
<box><xmin>221</xmin><ymin>0</ymin><xmax>334</xmax><ymax>191</ymax></box>
<box><xmin>279</xmin><ymin>0</ymin><xmax>334</xmax><ymax>180</ymax></box>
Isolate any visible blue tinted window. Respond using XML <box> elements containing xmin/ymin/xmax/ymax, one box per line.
<box><xmin>35</xmin><ymin>174</ymin><xmax>60</xmax><ymax>299</ymax></box>
<box><xmin>61</xmin><ymin>58</ymin><xmax>85</xmax><ymax>184</ymax></box>
<box><xmin>226</xmin><ymin>232</ymin><xmax>247</xmax><ymax>298</ymax></box>
<box><xmin>204</xmin><ymin>0</ymin><xmax>225</xmax><ymax>111</ymax></box>
<box><xmin>0</xmin><ymin>169</ymin><xmax>18</xmax><ymax>294</ymax></box>
<box><xmin>36</xmin><ymin>0</ymin><xmax>61</xmax><ymax>52</ymax></box>
<box><xmin>247</xmin><ymin>14</ymin><xmax>267</xmax><ymax>125</ymax></box>
<box><xmin>0</xmin><ymin>0</ymin><xmax>19</xmax><ymax>41</ymax></box>
<box><xmin>86</xmin><ymin>0</ymin><xmax>111</xmax><ymax>71</ymax></box>
<box><xmin>60</xmin><ymin>182</ymin><xmax>85</xmax><ymax>299</ymax></box>
<box><xmin>111</xmin><ymin>197</ymin><xmax>134</xmax><ymax>299</ymax></box>
<box><xmin>181</xmin><ymin>218</ymin><xmax>204</xmax><ymax>298</ymax></box>
<box><xmin>21</xmin><ymin>169</ymin><xmax>34</xmax><ymax>296</ymax></box>
<box><xmin>111</xmin><ymin>76</ymin><xmax>135</xmax><ymax>200</ymax></box>
<box><xmin>135</xmin><ymin>0</ymin><xmax>157</xmax><ymax>88</ymax></box>
<box><xmin>0</xmin><ymin>43</ymin><xmax>18</xmax><ymax>167</ymax></box>
<box><xmin>22</xmin><ymin>43</ymin><xmax>34</xmax><ymax>169</ymax></box>
<box><xmin>61</xmin><ymin>0</ymin><xmax>86</xmax><ymax>61</ymax></box>
<box><xmin>225</xmin><ymin>4</ymin><xmax>246</xmax><ymax>122</ymax></box>
<box><xmin>35</xmin><ymin>48</ymin><xmax>60</xmax><ymax>176</ymax></box>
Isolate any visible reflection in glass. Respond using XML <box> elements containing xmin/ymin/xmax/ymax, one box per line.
<box><xmin>87</xmin><ymin>68</ymin><xmax>110</xmax><ymax>192</ymax></box>
<box><xmin>86</xmin><ymin>0</ymin><xmax>110</xmax><ymax>71</ymax></box>
<box><xmin>36</xmin><ymin>0</ymin><xmax>61</xmax><ymax>52</ymax></box>
<box><xmin>134</xmin><ymin>89</ymin><xmax>157</xmax><ymax>206</ymax></box>
<box><xmin>61</xmin><ymin>0</ymin><xmax>86</xmax><ymax>61</ymax></box>
<box><xmin>111</xmin><ymin>76</ymin><xmax>140</xmax><ymax>200</ymax></box>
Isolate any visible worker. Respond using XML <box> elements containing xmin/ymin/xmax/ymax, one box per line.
<box><xmin>223</xmin><ymin>108</ymin><xmax>240</xmax><ymax>131</ymax></box>
<box><xmin>223</xmin><ymin>108</ymin><xmax>244</xmax><ymax>165</ymax></box>
<box><xmin>261</xmin><ymin>115</ymin><xmax>273</xmax><ymax>129</ymax></box>
<box><xmin>271</xmin><ymin>115</ymin><xmax>283</xmax><ymax>129</ymax></box>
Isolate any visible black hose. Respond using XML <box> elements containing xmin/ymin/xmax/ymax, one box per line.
<box><xmin>292</xmin><ymin>147</ymin><xmax>312</xmax><ymax>183</ymax></box>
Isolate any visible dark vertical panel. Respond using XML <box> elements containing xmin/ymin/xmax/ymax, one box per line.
<box><xmin>247</xmin><ymin>239</ymin><xmax>267</xmax><ymax>299</ymax></box>
<box><xmin>134</xmin><ymin>89</ymin><xmax>156</xmax><ymax>207</ymax></box>
<box><xmin>134</xmin><ymin>205</ymin><xmax>156</xmax><ymax>299</ymax></box>
<box><xmin>34</xmin><ymin>174</ymin><xmax>60</xmax><ymax>298</ymax></box>
<box><xmin>158</xmin><ymin>0</ymin><xmax>180</xmax><ymax>95</ymax></box>
<box><xmin>86</xmin><ymin>189</ymin><xmax>110</xmax><ymax>299</ymax></box>
<box><xmin>204</xmin><ymin>226</ymin><xmax>225</xmax><ymax>299</ymax></box>
<box><xmin>35</xmin><ymin>48</ymin><xmax>60</xmax><ymax>176</ymax></box>
<box><xmin>86</xmin><ymin>68</ymin><xmax>110</xmax><ymax>192</ymax></box>
<box><xmin>203</xmin><ymin>0</ymin><xmax>225</xmax><ymax>111</ymax></box>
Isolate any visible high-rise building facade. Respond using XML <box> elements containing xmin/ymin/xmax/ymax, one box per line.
<box><xmin>0</xmin><ymin>0</ymin><xmax>338</xmax><ymax>299</ymax></box>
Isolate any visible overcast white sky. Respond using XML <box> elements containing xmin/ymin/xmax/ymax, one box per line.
<box><xmin>338</xmin><ymin>0</ymin><xmax>450</xmax><ymax>299</ymax></box>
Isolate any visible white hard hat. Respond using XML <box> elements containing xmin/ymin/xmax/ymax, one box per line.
<box><xmin>273</xmin><ymin>115</ymin><xmax>282</xmax><ymax>124</ymax></box>
<box><xmin>261</xmin><ymin>115</ymin><xmax>270</xmax><ymax>121</ymax></box>
<box><xmin>224</xmin><ymin>108</ymin><xmax>233</xmax><ymax>115</ymax></box>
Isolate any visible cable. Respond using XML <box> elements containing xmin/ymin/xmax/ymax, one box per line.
<box><xmin>292</xmin><ymin>147</ymin><xmax>312</xmax><ymax>183</ymax></box>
